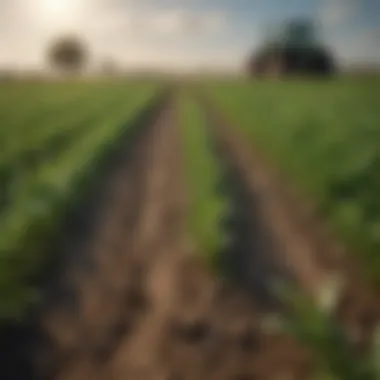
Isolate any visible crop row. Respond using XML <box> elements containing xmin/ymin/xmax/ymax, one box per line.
<box><xmin>0</xmin><ymin>82</ymin><xmax>161</xmax><ymax>320</ymax></box>
<box><xmin>179</xmin><ymin>89</ymin><xmax>380</xmax><ymax>380</ymax></box>
<box><xmin>178</xmin><ymin>92</ymin><xmax>230</xmax><ymax>269</ymax></box>
<box><xmin>207</xmin><ymin>79</ymin><xmax>380</xmax><ymax>284</ymax></box>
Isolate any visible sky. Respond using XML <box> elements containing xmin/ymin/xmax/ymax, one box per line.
<box><xmin>0</xmin><ymin>0</ymin><xmax>379</xmax><ymax>72</ymax></box>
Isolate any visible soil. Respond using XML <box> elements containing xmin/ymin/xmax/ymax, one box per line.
<box><xmin>5</xmin><ymin>90</ymin><xmax>379</xmax><ymax>380</ymax></box>
<box><xmin>0</xmin><ymin>97</ymin><xmax>316</xmax><ymax>380</ymax></box>
<box><xmin>201</xmin><ymin>96</ymin><xmax>380</xmax><ymax>359</ymax></box>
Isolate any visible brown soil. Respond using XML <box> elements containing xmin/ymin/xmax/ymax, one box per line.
<box><xmin>202</xmin><ymin>97</ymin><xmax>380</xmax><ymax>358</ymax></box>
<box><xmin>1</xmin><ymin>98</ymin><xmax>316</xmax><ymax>380</ymax></box>
<box><xmin>4</xmin><ymin>88</ymin><xmax>379</xmax><ymax>380</ymax></box>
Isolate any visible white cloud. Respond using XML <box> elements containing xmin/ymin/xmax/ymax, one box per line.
<box><xmin>142</xmin><ymin>9</ymin><xmax>226</xmax><ymax>36</ymax></box>
<box><xmin>100</xmin><ymin>8</ymin><xmax>227</xmax><ymax>38</ymax></box>
<box><xmin>319</xmin><ymin>0</ymin><xmax>356</xmax><ymax>27</ymax></box>
<box><xmin>344</xmin><ymin>28</ymin><xmax>380</xmax><ymax>62</ymax></box>
<box><xmin>326</xmin><ymin>26</ymin><xmax>380</xmax><ymax>66</ymax></box>
<box><xmin>316</xmin><ymin>0</ymin><xmax>380</xmax><ymax>65</ymax></box>
<box><xmin>0</xmin><ymin>0</ymin><xmax>229</xmax><ymax>70</ymax></box>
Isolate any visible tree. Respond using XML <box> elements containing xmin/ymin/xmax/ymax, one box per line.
<box><xmin>48</xmin><ymin>36</ymin><xmax>88</xmax><ymax>74</ymax></box>
<box><xmin>246</xmin><ymin>18</ymin><xmax>336</xmax><ymax>78</ymax></box>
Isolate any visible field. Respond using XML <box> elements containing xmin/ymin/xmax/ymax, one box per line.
<box><xmin>0</xmin><ymin>77</ymin><xmax>380</xmax><ymax>380</ymax></box>
<box><xmin>0</xmin><ymin>81</ymin><xmax>161</xmax><ymax>319</ymax></box>
<box><xmin>208</xmin><ymin>79</ymin><xmax>380</xmax><ymax>283</ymax></box>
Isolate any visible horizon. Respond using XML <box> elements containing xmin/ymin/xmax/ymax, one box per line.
<box><xmin>1</xmin><ymin>0</ymin><xmax>379</xmax><ymax>73</ymax></box>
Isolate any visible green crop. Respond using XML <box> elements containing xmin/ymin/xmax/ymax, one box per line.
<box><xmin>208</xmin><ymin>78</ymin><xmax>380</xmax><ymax>284</ymax></box>
<box><xmin>179</xmin><ymin>92</ymin><xmax>230</xmax><ymax>270</ymax></box>
<box><xmin>205</xmin><ymin>77</ymin><xmax>380</xmax><ymax>380</ymax></box>
<box><xmin>0</xmin><ymin>82</ymin><xmax>160</xmax><ymax>320</ymax></box>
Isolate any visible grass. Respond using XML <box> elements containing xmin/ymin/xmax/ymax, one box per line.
<box><xmin>0</xmin><ymin>81</ymin><xmax>161</xmax><ymax>320</ymax></box>
<box><xmin>208</xmin><ymin>77</ymin><xmax>380</xmax><ymax>284</ymax></box>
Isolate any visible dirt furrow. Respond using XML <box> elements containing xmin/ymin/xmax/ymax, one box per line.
<box><xmin>41</xmin><ymin>101</ymin><xmax>187</xmax><ymax>380</ymax></box>
<box><xmin>201</xmin><ymin>96</ymin><xmax>380</xmax><ymax>359</ymax></box>
<box><xmin>104</xmin><ymin>102</ymin><xmax>189</xmax><ymax>379</ymax></box>
<box><xmin>3</xmin><ymin>95</ymin><xmax>314</xmax><ymax>380</ymax></box>
<box><xmin>203</xmin><ymin>105</ymin><xmax>327</xmax><ymax>302</ymax></box>
<box><xmin>47</xmin><ymin>97</ymin><xmax>312</xmax><ymax>380</ymax></box>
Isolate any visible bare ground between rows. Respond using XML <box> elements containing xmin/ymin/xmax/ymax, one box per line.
<box><xmin>0</xmin><ymin>97</ymin><xmax>186</xmax><ymax>380</ymax></box>
<box><xmin>1</xmin><ymin>95</ymin><xmax>315</xmax><ymax>380</ymax></box>
<box><xmin>46</xmin><ymin>98</ymin><xmax>313</xmax><ymax>380</ymax></box>
<box><xmin>201</xmin><ymin>95</ymin><xmax>380</xmax><ymax>358</ymax></box>
<box><xmin>0</xmin><ymin>93</ymin><xmax>170</xmax><ymax>379</ymax></box>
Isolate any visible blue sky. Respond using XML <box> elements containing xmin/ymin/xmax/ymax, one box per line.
<box><xmin>0</xmin><ymin>0</ymin><xmax>379</xmax><ymax>71</ymax></box>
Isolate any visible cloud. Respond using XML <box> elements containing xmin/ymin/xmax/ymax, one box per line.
<box><xmin>90</xmin><ymin>8</ymin><xmax>227</xmax><ymax>38</ymax></box>
<box><xmin>327</xmin><ymin>25</ymin><xmax>380</xmax><ymax>66</ymax></box>
<box><xmin>318</xmin><ymin>0</ymin><xmax>357</xmax><ymax>27</ymax></box>
<box><xmin>345</xmin><ymin>28</ymin><xmax>380</xmax><ymax>62</ymax></box>
<box><xmin>0</xmin><ymin>0</ymin><xmax>230</xmax><ymax>70</ymax></box>
<box><xmin>78</xmin><ymin>5</ymin><xmax>229</xmax><ymax>69</ymax></box>
<box><xmin>141</xmin><ymin>9</ymin><xmax>226</xmax><ymax>36</ymax></box>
